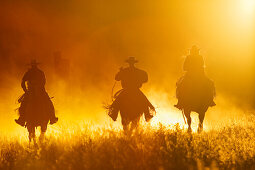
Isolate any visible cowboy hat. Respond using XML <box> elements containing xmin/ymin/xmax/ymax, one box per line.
<box><xmin>27</xmin><ymin>59</ymin><xmax>41</xmax><ymax>66</ymax></box>
<box><xmin>125</xmin><ymin>57</ymin><xmax>138</xmax><ymax>64</ymax></box>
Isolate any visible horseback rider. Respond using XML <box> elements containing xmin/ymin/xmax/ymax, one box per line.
<box><xmin>175</xmin><ymin>45</ymin><xmax>216</xmax><ymax>110</ymax></box>
<box><xmin>108</xmin><ymin>57</ymin><xmax>155</xmax><ymax>122</ymax></box>
<box><xmin>15</xmin><ymin>60</ymin><xmax>58</xmax><ymax>126</ymax></box>
<box><xmin>183</xmin><ymin>45</ymin><xmax>204</xmax><ymax>74</ymax></box>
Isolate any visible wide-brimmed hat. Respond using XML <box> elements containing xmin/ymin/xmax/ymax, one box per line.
<box><xmin>27</xmin><ymin>59</ymin><xmax>41</xmax><ymax>66</ymax></box>
<box><xmin>190</xmin><ymin>45</ymin><xmax>200</xmax><ymax>54</ymax></box>
<box><xmin>125</xmin><ymin>57</ymin><xmax>138</xmax><ymax>64</ymax></box>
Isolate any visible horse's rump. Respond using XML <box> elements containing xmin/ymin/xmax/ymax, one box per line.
<box><xmin>176</xmin><ymin>73</ymin><xmax>215</xmax><ymax>112</ymax></box>
<box><xmin>21</xmin><ymin>91</ymin><xmax>54</xmax><ymax>126</ymax></box>
<box><xmin>114</xmin><ymin>89</ymin><xmax>148</xmax><ymax>121</ymax></box>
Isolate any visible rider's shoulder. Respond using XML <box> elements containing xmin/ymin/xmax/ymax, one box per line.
<box><xmin>122</xmin><ymin>67</ymin><xmax>130</xmax><ymax>71</ymax></box>
<box><xmin>136</xmin><ymin>68</ymin><xmax>147</xmax><ymax>75</ymax></box>
<box><xmin>37</xmin><ymin>68</ymin><xmax>44</xmax><ymax>73</ymax></box>
<box><xmin>122</xmin><ymin>67</ymin><xmax>147</xmax><ymax>75</ymax></box>
<box><xmin>27</xmin><ymin>67</ymin><xmax>45</xmax><ymax>75</ymax></box>
<box><xmin>186</xmin><ymin>54</ymin><xmax>203</xmax><ymax>59</ymax></box>
<box><xmin>25</xmin><ymin>68</ymin><xmax>33</xmax><ymax>74</ymax></box>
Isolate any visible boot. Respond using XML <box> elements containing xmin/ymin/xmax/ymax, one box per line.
<box><xmin>145</xmin><ymin>113</ymin><xmax>153</xmax><ymax>122</ymax></box>
<box><xmin>15</xmin><ymin>118</ymin><xmax>25</xmax><ymax>127</ymax></box>
<box><xmin>108</xmin><ymin>108</ymin><xmax>118</xmax><ymax>121</ymax></box>
<box><xmin>49</xmin><ymin>117</ymin><xmax>58</xmax><ymax>125</ymax></box>
<box><xmin>209</xmin><ymin>101</ymin><xmax>216</xmax><ymax>107</ymax></box>
<box><xmin>174</xmin><ymin>103</ymin><xmax>182</xmax><ymax>110</ymax></box>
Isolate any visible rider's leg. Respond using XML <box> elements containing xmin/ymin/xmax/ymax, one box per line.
<box><xmin>136</xmin><ymin>91</ymin><xmax>154</xmax><ymax>122</ymax></box>
<box><xmin>144</xmin><ymin>106</ymin><xmax>153</xmax><ymax>122</ymax></box>
<box><xmin>184</xmin><ymin>109</ymin><xmax>192</xmax><ymax>132</ymax></box>
<box><xmin>48</xmin><ymin>98</ymin><xmax>58</xmax><ymax>124</ymax></box>
<box><xmin>15</xmin><ymin>97</ymin><xmax>28</xmax><ymax>126</ymax></box>
<box><xmin>138</xmin><ymin>90</ymin><xmax>155</xmax><ymax>110</ymax></box>
<box><xmin>109</xmin><ymin>91</ymin><xmax>126</xmax><ymax>121</ymax></box>
<box><xmin>108</xmin><ymin>99</ymin><xmax>120</xmax><ymax>121</ymax></box>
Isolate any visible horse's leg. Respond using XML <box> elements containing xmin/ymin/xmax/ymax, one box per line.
<box><xmin>123</xmin><ymin>124</ymin><xmax>129</xmax><ymax>133</ymax></box>
<box><xmin>130</xmin><ymin>116</ymin><xmax>140</xmax><ymax>131</ymax></box>
<box><xmin>27</xmin><ymin>124</ymin><xmax>36</xmax><ymax>145</ymax></box>
<box><xmin>198</xmin><ymin>111</ymin><xmax>206</xmax><ymax>133</ymax></box>
<box><xmin>184</xmin><ymin>109</ymin><xmax>192</xmax><ymax>132</ymax></box>
<box><xmin>39</xmin><ymin>124</ymin><xmax>47</xmax><ymax>143</ymax></box>
<box><xmin>121</xmin><ymin>117</ymin><xmax>130</xmax><ymax>133</ymax></box>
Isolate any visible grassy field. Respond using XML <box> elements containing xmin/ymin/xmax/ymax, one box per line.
<box><xmin>1</xmin><ymin>118</ymin><xmax>255</xmax><ymax>170</ymax></box>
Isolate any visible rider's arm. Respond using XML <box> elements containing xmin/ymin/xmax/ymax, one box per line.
<box><xmin>140</xmin><ymin>70</ymin><xmax>148</xmax><ymax>84</ymax></box>
<box><xmin>21</xmin><ymin>80</ymin><xmax>27</xmax><ymax>92</ymax></box>
<box><xmin>143</xmin><ymin>72</ymin><xmax>148</xmax><ymax>83</ymax></box>
<box><xmin>42</xmin><ymin>72</ymin><xmax>46</xmax><ymax>86</ymax></box>
<box><xmin>183</xmin><ymin>56</ymin><xmax>190</xmax><ymax>71</ymax></box>
<box><xmin>198</xmin><ymin>55</ymin><xmax>205</xmax><ymax>68</ymax></box>
<box><xmin>115</xmin><ymin>68</ymin><xmax>123</xmax><ymax>81</ymax></box>
<box><xmin>21</xmin><ymin>72</ymin><xmax>28</xmax><ymax>92</ymax></box>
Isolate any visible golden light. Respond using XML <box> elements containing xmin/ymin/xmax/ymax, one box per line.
<box><xmin>240</xmin><ymin>0</ymin><xmax>255</xmax><ymax>16</ymax></box>
<box><xmin>146</xmin><ymin>89</ymin><xmax>209</xmax><ymax>132</ymax></box>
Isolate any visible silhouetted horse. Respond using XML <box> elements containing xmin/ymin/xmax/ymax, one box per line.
<box><xmin>175</xmin><ymin>73</ymin><xmax>216</xmax><ymax>132</ymax></box>
<box><xmin>21</xmin><ymin>89</ymin><xmax>55</xmax><ymax>143</ymax></box>
<box><xmin>109</xmin><ymin>89</ymin><xmax>154</xmax><ymax>132</ymax></box>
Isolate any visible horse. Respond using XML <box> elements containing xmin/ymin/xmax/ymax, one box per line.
<box><xmin>108</xmin><ymin>89</ymin><xmax>154</xmax><ymax>132</ymax></box>
<box><xmin>20</xmin><ymin>89</ymin><xmax>55</xmax><ymax>144</ymax></box>
<box><xmin>175</xmin><ymin>73</ymin><xmax>216</xmax><ymax>133</ymax></box>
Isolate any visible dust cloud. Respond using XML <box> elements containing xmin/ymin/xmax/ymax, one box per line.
<box><xmin>0</xmin><ymin>0</ymin><xmax>254</xmax><ymax>135</ymax></box>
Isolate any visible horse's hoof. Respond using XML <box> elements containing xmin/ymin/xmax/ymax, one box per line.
<box><xmin>187</xmin><ymin>127</ymin><xmax>192</xmax><ymax>133</ymax></box>
<box><xmin>197</xmin><ymin>127</ymin><xmax>203</xmax><ymax>133</ymax></box>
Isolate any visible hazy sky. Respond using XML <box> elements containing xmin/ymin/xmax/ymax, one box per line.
<box><xmin>0</xmin><ymin>0</ymin><xmax>254</xmax><ymax>129</ymax></box>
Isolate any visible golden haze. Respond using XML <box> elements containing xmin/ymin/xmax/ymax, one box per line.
<box><xmin>0</xmin><ymin>0</ymin><xmax>254</xmax><ymax>136</ymax></box>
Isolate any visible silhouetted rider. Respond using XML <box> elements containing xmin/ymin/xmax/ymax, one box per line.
<box><xmin>21</xmin><ymin>62</ymin><xmax>46</xmax><ymax>93</ymax></box>
<box><xmin>115</xmin><ymin>61</ymin><xmax>148</xmax><ymax>89</ymax></box>
<box><xmin>109</xmin><ymin>57</ymin><xmax>155</xmax><ymax>121</ymax></box>
<box><xmin>175</xmin><ymin>46</ymin><xmax>216</xmax><ymax>109</ymax></box>
<box><xmin>183</xmin><ymin>45</ymin><xmax>204</xmax><ymax>74</ymax></box>
<box><xmin>15</xmin><ymin>60</ymin><xmax>58</xmax><ymax>126</ymax></box>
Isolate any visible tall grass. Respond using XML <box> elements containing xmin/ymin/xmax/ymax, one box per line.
<box><xmin>1</xmin><ymin>119</ymin><xmax>255</xmax><ymax>170</ymax></box>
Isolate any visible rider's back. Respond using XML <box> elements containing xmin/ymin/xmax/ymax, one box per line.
<box><xmin>23</xmin><ymin>67</ymin><xmax>46</xmax><ymax>91</ymax></box>
<box><xmin>183</xmin><ymin>54</ymin><xmax>204</xmax><ymax>74</ymax></box>
<box><xmin>115</xmin><ymin>67</ymin><xmax>148</xmax><ymax>89</ymax></box>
